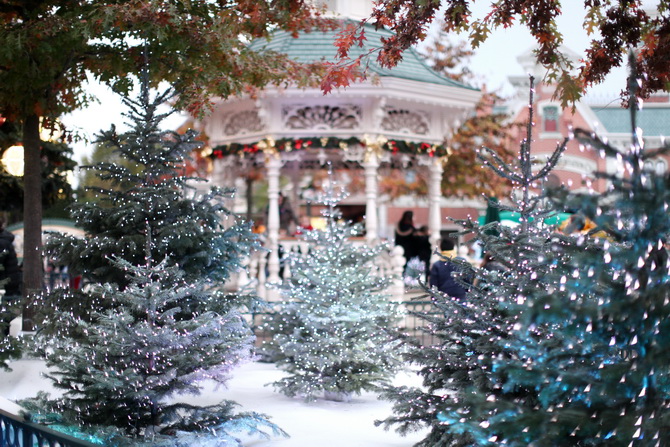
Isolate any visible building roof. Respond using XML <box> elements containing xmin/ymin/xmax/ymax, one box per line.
<box><xmin>250</xmin><ymin>22</ymin><xmax>477</xmax><ymax>90</ymax></box>
<box><xmin>592</xmin><ymin>106</ymin><xmax>670</xmax><ymax>136</ymax></box>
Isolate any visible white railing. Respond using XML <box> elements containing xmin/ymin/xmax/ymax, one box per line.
<box><xmin>230</xmin><ymin>238</ymin><xmax>406</xmax><ymax>302</ymax></box>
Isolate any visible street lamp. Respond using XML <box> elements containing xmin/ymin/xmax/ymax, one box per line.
<box><xmin>1</xmin><ymin>144</ymin><xmax>24</xmax><ymax>176</ymax></box>
<box><xmin>1</xmin><ymin>118</ymin><xmax>63</xmax><ymax>177</ymax></box>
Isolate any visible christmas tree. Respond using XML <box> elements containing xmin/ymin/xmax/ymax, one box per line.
<box><xmin>380</xmin><ymin>57</ymin><xmax>670</xmax><ymax>447</ymax></box>
<box><xmin>31</xmin><ymin>66</ymin><xmax>282</xmax><ymax>445</ymax></box>
<box><xmin>441</xmin><ymin>56</ymin><xmax>670</xmax><ymax>446</ymax></box>
<box><xmin>376</xmin><ymin>76</ymin><xmax>573</xmax><ymax>446</ymax></box>
<box><xmin>39</xmin><ymin>65</ymin><xmax>260</xmax><ymax>328</ymax></box>
<box><xmin>264</xmin><ymin>172</ymin><xmax>403</xmax><ymax>401</ymax></box>
<box><xmin>33</xmin><ymin>236</ymin><xmax>285</xmax><ymax>446</ymax></box>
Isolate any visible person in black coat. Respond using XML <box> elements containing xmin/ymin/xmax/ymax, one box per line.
<box><xmin>415</xmin><ymin>225</ymin><xmax>432</xmax><ymax>281</ymax></box>
<box><xmin>429</xmin><ymin>239</ymin><xmax>469</xmax><ymax>299</ymax></box>
<box><xmin>0</xmin><ymin>217</ymin><xmax>21</xmax><ymax>298</ymax></box>
<box><xmin>395</xmin><ymin>210</ymin><xmax>417</xmax><ymax>266</ymax></box>
<box><xmin>0</xmin><ymin>217</ymin><xmax>21</xmax><ymax>337</ymax></box>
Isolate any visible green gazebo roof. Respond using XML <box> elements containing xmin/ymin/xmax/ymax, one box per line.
<box><xmin>593</xmin><ymin>106</ymin><xmax>670</xmax><ymax>136</ymax></box>
<box><xmin>251</xmin><ymin>22</ymin><xmax>477</xmax><ymax>90</ymax></box>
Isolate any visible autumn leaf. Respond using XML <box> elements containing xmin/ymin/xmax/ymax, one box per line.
<box><xmin>320</xmin><ymin>58</ymin><xmax>363</xmax><ymax>94</ymax></box>
<box><xmin>334</xmin><ymin>23</ymin><xmax>365</xmax><ymax>59</ymax></box>
<box><xmin>355</xmin><ymin>0</ymin><xmax>670</xmax><ymax>105</ymax></box>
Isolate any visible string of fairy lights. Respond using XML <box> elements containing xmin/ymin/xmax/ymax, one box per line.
<box><xmin>4</xmin><ymin>61</ymin><xmax>669</xmax><ymax>447</ymax></box>
<box><xmin>262</xmin><ymin>173</ymin><xmax>404</xmax><ymax>401</ymax></box>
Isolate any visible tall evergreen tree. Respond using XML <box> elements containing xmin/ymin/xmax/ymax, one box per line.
<box><xmin>381</xmin><ymin>57</ymin><xmax>670</xmax><ymax>447</ymax></box>
<box><xmin>442</xmin><ymin>56</ymin><xmax>670</xmax><ymax>446</ymax></box>
<box><xmin>41</xmin><ymin>68</ymin><xmax>259</xmax><ymax>324</ymax></box>
<box><xmin>75</xmin><ymin>140</ymin><xmax>141</xmax><ymax>203</ymax></box>
<box><xmin>264</xmin><ymin>173</ymin><xmax>403</xmax><ymax>401</ymax></box>
<box><xmin>376</xmin><ymin>77</ymin><xmax>572</xmax><ymax>446</ymax></box>
<box><xmin>36</xmin><ymin>243</ymin><xmax>285</xmax><ymax>446</ymax></box>
<box><xmin>32</xmin><ymin>68</ymin><xmax>279</xmax><ymax>445</ymax></box>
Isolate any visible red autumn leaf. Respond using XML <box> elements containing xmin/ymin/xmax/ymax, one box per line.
<box><xmin>320</xmin><ymin>57</ymin><xmax>363</xmax><ymax>94</ymax></box>
<box><xmin>334</xmin><ymin>23</ymin><xmax>364</xmax><ymax>59</ymax></box>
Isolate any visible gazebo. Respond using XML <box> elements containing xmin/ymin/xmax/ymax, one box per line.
<box><xmin>196</xmin><ymin>1</ymin><xmax>481</xmax><ymax>298</ymax></box>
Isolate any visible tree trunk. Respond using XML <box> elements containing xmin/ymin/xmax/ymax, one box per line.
<box><xmin>22</xmin><ymin>114</ymin><xmax>43</xmax><ymax>331</ymax></box>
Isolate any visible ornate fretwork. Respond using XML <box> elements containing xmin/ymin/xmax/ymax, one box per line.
<box><xmin>223</xmin><ymin>110</ymin><xmax>264</xmax><ymax>136</ymax></box>
<box><xmin>381</xmin><ymin>107</ymin><xmax>430</xmax><ymax>135</ymax></box>
<box><xmin>282</xmin><ymin>104</ymin><xmax>361</xmax><ymax>130</ymax></box>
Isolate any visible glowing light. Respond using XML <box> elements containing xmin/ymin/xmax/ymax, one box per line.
<box><xmin>1</xmin><ymin>144</ymin><xmax>24</xmax><ymax>176</ymax></box>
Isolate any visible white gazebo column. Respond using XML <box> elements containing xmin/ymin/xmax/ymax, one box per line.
<box><xmin>378</xmin><ymin>198</ymin><xmax>388</xmax><ymax>240</ymax></box>
<box><xmin>363</xmin><ymin>152</ymin><xmax>380</xmax><ymax>242</ymax></box>
<box><xmin>266</xmin><ymin>155</ymin><xmax>282</xmax><ymax>287</ymax></box>
<box><xmin>428</xmin><ymin>158</ymin><xmax>444</xmax><ymax>263</ymax></box>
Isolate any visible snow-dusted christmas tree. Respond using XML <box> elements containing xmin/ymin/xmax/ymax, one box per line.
<box><xmin>36</xmin><ymin>241</ymin><xmax>285</xmax><ymax>446</ymax></box>
<box><xmin>381</xmin><ymin>58</ymin><xmax>670</xmax><ymax>446</ymax></box>
<box><xmin>264</xmin><ymin>172</ymin><xmax>404</xmax><ymax>402</ymax></box>
<box><xmin>41</xmin><ymin>73</ymin><xmax>259</xmax><ymax>327</ymax></box>
<box><xmin>376</xmin><ymin>76</ymin><xmax>573</xmax><ymax>446</ymax></box>
<box><xmin>30</xmin><ymin>66</ymin><xmax>283</xmax><ymax>445</ymax></box>
<box><xmin>453</xmin><ymin>56</ymin><xmax>670</xmax><ymax>446</ymax></box>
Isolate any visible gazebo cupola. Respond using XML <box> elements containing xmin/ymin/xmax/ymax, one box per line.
<box><xmin>199</xmin><ymin>1</ymin><xmax>481</xmax><ymax>286</ymax></box>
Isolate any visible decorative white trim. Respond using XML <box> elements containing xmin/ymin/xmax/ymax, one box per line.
<box><xmin>313</xmin><ymin>0</ymin><xmax>373</xmax><ymax>20</ymax></box>
<box><xmin>261</xmin><ymin>77</ymin><xmax>481</xmax><ymax>112</ymax></box>
<box><xmin>381</xmin><ymin>106</ymin><xmax>430</xmax><ymax>135</ymax></box>
<box><xmin>282</xmin><ymin>104</ymin><xmax>362</xmax><ymax>130</ymax></box>
<box><xmin>222</xmin><ymin>110</ymin><xmax>264</xmax><ymax>136</ymax></box>
<box><xmin>539</xmin><ymin>131</ymin><xmax>564</xmax><ymax>139</ymax></box>
<box><xmin>205</xmin><ymin>78</ymin><xmax>481</xmax><ymax>147</ymax></box>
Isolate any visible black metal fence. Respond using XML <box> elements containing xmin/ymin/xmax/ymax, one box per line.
<box><xmin>0</xmin><ymin>409</ymin><xmax>97</xmax><ymax>447</ymax></box>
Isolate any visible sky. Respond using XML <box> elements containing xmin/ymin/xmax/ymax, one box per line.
<box><xmin>449</xmin><ymin>0</ymin><xmax>631</xmax><ymax>99</ymax></box>
<box><xmin>61</xmin><ymin>0</ymin><xmax>640</xmax><ymax>164</ymax></box>
<box><xmin>61</xmin><ymin>82</ymin><xmax>188</xmax><ymax>165</ymax></box>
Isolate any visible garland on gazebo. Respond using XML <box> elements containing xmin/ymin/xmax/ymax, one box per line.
<box><xmin>207</xmin><ymin>136</ymin><xmax>450</xmax><ymax>159</ymax></box>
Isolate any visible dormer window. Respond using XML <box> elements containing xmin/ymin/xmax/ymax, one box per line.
<box><xmin>543</xmin><ymin>105</ymin><xmax>559</xmax><ymax>132</ymax></box>
<box><xmin>644</xmin><ymin>159</ymin><xmax>667</xmax><ymax>175</ymax></box>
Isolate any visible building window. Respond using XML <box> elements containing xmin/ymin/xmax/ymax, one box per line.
<box><xmin>543</xmin><ymin>105</ymin><xmax>559</xmax><ymax>132</ymax></box>
<box><xmin>644</xmin><ymin>159</ymin><xmax>667</xmax><ymax>175</ymax></box>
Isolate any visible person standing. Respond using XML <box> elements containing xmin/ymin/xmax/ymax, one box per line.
<box><xmin>429</xmin><ymin>239</ymin><xmax>470</xmax><ymax>299</ymax></box>
<box><xmin>0</xmin><ymin>217</ymin><xmax>21</xmax><ymax>336</ymax></box>
<box><xmin>394</xmin><ymin>210</ymin><xmax>417</xmax><ymax>267</ymax></box>
<box><xmin>278</xmin><ymin>193</ymin><xmax>297</xmax><ymax>236</ymax></box>
<box><xmin>415</xmin><ymin>225</ymin><xmax>432</xmax><ymax>281</ymax></box>
<box><xmin>0</xmin><ymin>217</ymin><xmax>21</xmax><ymax>299</ymax></box>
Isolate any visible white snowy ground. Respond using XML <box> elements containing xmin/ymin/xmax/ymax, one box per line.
<box><xmin>0</xmin><ymin>359</ymin><xmax>428</xmax><ymax>447</ymax></box>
